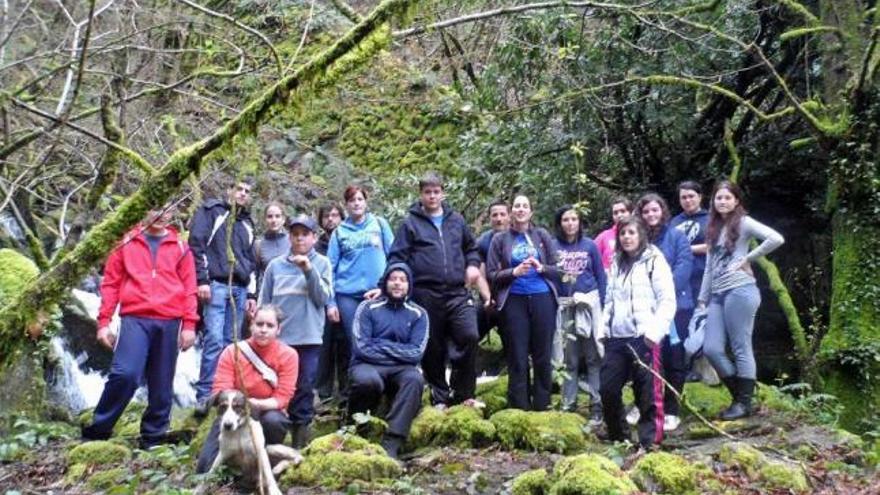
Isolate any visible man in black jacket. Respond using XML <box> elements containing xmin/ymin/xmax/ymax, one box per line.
<box><xmin>189</xmin><ymin>179</ymin><xmax>258</xmax><ymax>407</ymax></box>
<box><xmin>387</xmin><ymin>172</ymin><xmax>482</xmax><ymax>408</ymax></box>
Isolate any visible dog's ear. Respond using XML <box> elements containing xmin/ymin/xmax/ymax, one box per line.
<box><xmin>211</xmin><ymin>391</ymin><xmax>224</xmax><ymax>407</ymax></box>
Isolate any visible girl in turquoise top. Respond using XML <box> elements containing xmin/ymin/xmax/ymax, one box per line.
<box><xmin>326</xmin><ymin>185</ymin><xmax>395</xmax><ymax>350</ymax></box>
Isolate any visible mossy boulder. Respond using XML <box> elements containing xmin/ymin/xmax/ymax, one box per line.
<box><xmin>87</xmin><ymin>466</ymin><xmax>128</xmax><ymax>491</ymax></box>
<box><xmin>67</xmin><ymin>440</ymin><xmax>132</xmax><ymax>466</ymax></box>
<box><xmin>550</xmin><ymin>453</ymin><xmax>638</xmax><ymax>495</ymax></box>
<box><xmin>681</xmin><ymin>382</ymin><xmax>731</xmax><ymax>418</ymax></box>
<box><xmin>490</xmin><ymin>409</ymin><xmax>588</xmax><ymax>454</ymax></box>
<box><xmin>718</xmin><ymin>442</ymin><xmax>809</xmax><ymax>492</ymax></box>
<box><xmin>407</xmin><ymin>405</ymin><xmax>496</xmax><ymax>449</ymax></box>
<box><xmin>279</xmin><ymin>432</ymin><xmax>400</xmax><ymax>489</ymax></box>
<box><xmin>475</xmin><ymin>375</ymin><xmax>509</xmax><ymax>416</ymax></box>
<box><xmin>510</xmin><ymin>468</ymin><xmax>549</xmax><ymax>495</ymax></box>
<box><xmin>629</xmin><ymin>452</ymin><xmax>703</xmax><ymax>494</ymax></box>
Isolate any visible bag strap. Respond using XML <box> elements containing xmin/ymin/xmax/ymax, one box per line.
<box><xmin>236</xmin><ymin>341</ymin><xmax>278</xmax><ymax>388</ymax></box>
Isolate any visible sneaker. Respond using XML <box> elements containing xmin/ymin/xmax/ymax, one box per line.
<box><xmin>462</xmin><ymin>398</ymin><xmax>486</xmax><ymax>409</ymax></box>
<box><xmin>663</xmin><ymin>414</ymin><xmax>681</xmax><ymax>432</ymax></box>
<box><xmin>625</xmin><ymin>406</ymin><xmax>640</xmax><ymax>426</ymax></box>
<box><xmin>589</xmin><ymin>407</ymin><xmax>603</xmax><ymax>426</ymax></box>
<box><xmin>433</xmin><ymin>403</ymin><xmax>449</xmax><ymax>412</ymax></box>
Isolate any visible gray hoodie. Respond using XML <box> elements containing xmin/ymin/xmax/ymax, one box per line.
<box><xmin>258</xmin><ymin>249</ymin><xmax>333</xmax><ymax>346</ymax></box>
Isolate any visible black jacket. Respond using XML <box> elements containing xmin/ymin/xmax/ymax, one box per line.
<box><xmin>388</xmin><ymin>201</ymin><xmax>480</xmax><ymax>292</ymax></box>
<box><xmin>188</xmin><ymin>199</ymin><xmax>257</xmax><ymax>292</ymax></box>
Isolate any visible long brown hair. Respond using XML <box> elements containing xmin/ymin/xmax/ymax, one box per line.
<box><xmin>636</xmin><ymin>193</ymin><xmax>671</xmax><ymax>242</ymax></box>
<box><xmin>706</xmin><ymin>180</ymin><xmax>747</xmax><ymax>252</ymax></box>
<box><xmin>614</xmin><ymin>217</ymin><xmax>649</xmax><ymax>268</ymax></box>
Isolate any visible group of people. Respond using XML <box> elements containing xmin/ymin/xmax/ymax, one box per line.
<box><xmin>80</xmin><ymin>171</ymin><xmax>784</xmax><ymax>463</ymax></box>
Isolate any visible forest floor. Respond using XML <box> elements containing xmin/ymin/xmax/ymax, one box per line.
<box><xmin>1</xmin><ymin>380</ymin><xmax>879</xmax><ymax>494</ymax></box>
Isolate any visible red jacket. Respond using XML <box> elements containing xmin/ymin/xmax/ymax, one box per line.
<box><xmin>97</xmin><ymin>227</ymin><xmax>199</xmax><ymax>331</ymax></box>
<box><xmin>211</xmin><ymin>338</ymin><xmax>299</xmax><ymax>410</ymax></box>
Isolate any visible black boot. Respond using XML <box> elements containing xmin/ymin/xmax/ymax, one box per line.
<box><xmin>720</xmin><ymin>378</ymin><xmax>754</xmax><ymax>420</ymax></box>
<box><xmin>292</xmin><ymin>423</ymin><xmax>311</xmax><ymax>449</ymax></box>
<box><xmin>380</xmin><ymin>433</ymin><xmax>405</xmax><ymax>459</ymax></box>
<box><xmin>721</xmin><ymin>375</ymin><xmax>737</xmax><ymax>398</ymax></box>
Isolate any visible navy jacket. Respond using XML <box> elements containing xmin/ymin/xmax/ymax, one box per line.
<box><xmin>653</xmin><ymin>224</ymin><xmax>694</xmax><ymax>311</ymax></box>
<box><xmin>486</xmin><ymin>226</ymin><xmax>560</xmax><ymax>311</ymax></box>
<box><xmin>555</xmin><ymin>236</ymin><xmax>607</xmax><ymax>302</ymax></box>
<box><xmin>188</xmin><ymin>199</ymin><xmax>257</xmax><ymax>291</ymax></box>
<box><xmin>671</xmin><ymin>209</ymin><xmax>709</xmax><ymax>300</ymax></box>
<box><xmin>388</xmin><ymin>201</ymin><xmax>481</xmax><ymax>292</ymax></box>
<box><xmin>351</xmin><ymin>263</ymin><xmax>429</xmax><ymax>367</ymax></box>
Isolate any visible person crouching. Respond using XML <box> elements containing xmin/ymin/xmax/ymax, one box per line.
<box><xmin>599</xmin><ymin>217</ymin><xmax>676</xmax><ymax>449</ymax></box>
<box><xmin>347</xmin><ymin>262</ymin><xmax>428</xmax><ymax>459</ymax></box>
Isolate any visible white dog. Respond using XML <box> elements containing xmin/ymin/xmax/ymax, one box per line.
<box><xmin>200</xmin><ymin>390</ymin><xmax>302</xmax><ymax>495</ymax></box>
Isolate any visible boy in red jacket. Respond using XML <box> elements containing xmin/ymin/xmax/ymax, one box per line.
<box><xmin>82</xmin><ymin>205</ymin><xmax>198</xmax><ymax>449</ymax></box>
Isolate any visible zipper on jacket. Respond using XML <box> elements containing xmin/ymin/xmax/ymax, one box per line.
<box><xmin>435</xmin><ymin>220</ymin><xmax>449</xmax><ymax>284</ymax></box>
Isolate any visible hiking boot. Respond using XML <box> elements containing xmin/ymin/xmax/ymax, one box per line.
<box><xmin>380</xmin><ymin>433</ymin><xmax>405</xmax><ymax>459</ymax></box>
<box><xmin>292</xmin><ymin>423</ymin><xmax>311</xmax><ymax>449</ymax></box>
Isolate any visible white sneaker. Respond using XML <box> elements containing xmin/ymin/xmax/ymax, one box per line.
<box><xmin>625</xmin><ymin>406</ymin><xmax>640</xmax><ymax>426</ymax></box>
<box><xmin>462</xmin><ymin>398</ymin><xmax>486</xmax><ymax>409</ymax></box>
<box><xmin>663</xmin><ymin>414</ymin><xmax>681</xmax><ymax>432</ymax></box>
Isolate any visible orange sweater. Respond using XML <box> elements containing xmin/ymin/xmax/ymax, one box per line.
<box><xmin>211</xmin><ymin>338</ymin><xmax>299</xmax><ymax>410</ymax></box>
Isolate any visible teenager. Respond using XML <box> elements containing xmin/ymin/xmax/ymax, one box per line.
<box><xmin>637</xmin><ymin>193</ymin><xmax>693</xmax><ymax>431</ymax></box>
<box><xmin>486</xmin><ymin>195</ymin><xmax>559</xmax><ymax>411</ymax></box>
<box><xmin>387</xmin><ymin>172</ymin><xmax>482</xmax><ymax>408</ymax></box>
<box><xmin>476</xmin><ymin>200</ymin><xmax>510</xmax><ymax>344</ymax></box>
<box><xmin>595</xmin><ymin>197</ymin><xmax>634</xmax><ymax>271</ymax></box>
<box><xmin>699</xmin><ymin>181</ymin><xmax>784</xmax><ymax>420</ymax></box>
<box><xmin>348</xmin><ymin>262</ymin><xmax>428</xmax><ymax>459</ymax></box>
<box><xmin>189</xmin><ymin>179</ymin><xmax>258</xmax><ymax>409</ymax></box>
<box><xmin>599</xmin><ymin>217</ymin><xmax>675</xmax><ymax>449</ymax></box>
<box><xmin>326</xmin><ymin>186</ymin><xmax>394</xmax><ymax>350</ymax></box>
<box><xmin>196</xmin><ymin>305</ymin><xmax>299</xmax><ymax>472</ymax></box>
<box><xmin>554</xmin><ymin>205</ymin><xmax>606</xmax><ymax>422</ymax></box>
<box><xmin>315</xmin><ymin>203</ymin><xmax>347</xmax><ymax>403</ymax></box>
<box><xmin>255</xmin><ymin>203</ymin><xmax>291</xmax><ymax>280</ymax></box>
<box><xmin>82</xmin><ymin>206</ymin><xmax>198</xmax><ymax>449</ymax></box>
<box><xmin>259</xmin><ymin>214</ymin><xmax>333</xmax><ymax>447</ymax></box>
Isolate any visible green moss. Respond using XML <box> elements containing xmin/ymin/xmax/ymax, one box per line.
<box><xmin>550</xmin><ymin>453</ymin><xmax>638</xmax><ymax>495</ymax></box>
<box><xmin>510</xmin><ymin>468</ymin><xmax>549</xmax><ymax>495</ymax></box>
<box><xmin>718</xmin><ymin>442</ymin><xmax>809</xmax><ymax>492</ymax></box>
<box><xmin>681</xmin><ymin>382</ymin><xmax>731</xmax><ymax>418</ymax></box>
<box><xmin>407</xmin><ymin>405</ymin><xmax>445</xmax><ymax>449</ymax></box>
<box><xmin>190</xmin><ymin>409</ymin><xmax>217</xmax><ymax>455</ymax></box>
<box><xmin>280</xmin><ymin>432</ymin><xmax>400</xmax><ymax>489</ymax></box>
<box><xmin>67</xmin><ymin>441</ymin><xmax>132</xmax><ymax>467</ymax></box>
<box><xmin>407</xmin><ymin>405</ymin><xmax>496</xmax><ymax>449</ymax></box>
<box><xmin>758</xmin><ymin>461</ymin><xmax>809</xmax><ymax>492</ymax></box>
<box><xmin>0</xmin><ymin>249</ymin><xmax>39</xmax><ymax>303</ymax></box>
<box><xmin>629</xmin><ymin>452</ymin><xmax>701</xmax><ymax>494</ymax></box>
<box><xmin>475</xmin><ymin>375</ymin><xmax>509</xmax><ymax>416</ymax></box>
<box><xmin>490</xmin><ymin>409</ymin><xmax>588</xmax><ymax>454</ymax></box>
<box><xmin>65</xmin><ymin>462</ymin><xmax>88</xmax><ymax>484</ymax></box>
<box><xmin>87</xmin><ymin>467</ymin><xmax>128</xmax><ymax>491</ymax></box>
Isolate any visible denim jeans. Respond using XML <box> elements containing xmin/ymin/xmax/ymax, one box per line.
<box><xmin>195</xmin><ymin>281</ymin><xmax>247</xmax><ymax>402</ymax></box>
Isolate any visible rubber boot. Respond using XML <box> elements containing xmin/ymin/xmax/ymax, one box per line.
<box><xmin>720</xmin><ymin>378</ymin><xmax>754</xmax><ymax>420</ymax></box>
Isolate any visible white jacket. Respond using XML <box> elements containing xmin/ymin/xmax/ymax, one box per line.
<box><xmin>601</xmin><ymin>245</ymin><xmax>676</xmax><ymax>344</ymax></box>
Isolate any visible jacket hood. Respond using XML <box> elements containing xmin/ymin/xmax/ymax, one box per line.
<box><xmin>201</xmin><ymin>198</ymin><xmax>251</xmax><ymax>219</ymax></box>
<box><xmin>339</xmin><ymin>212</ymin><xmax>376</xmax><ymax>231</ymax></box>
<box><xmin>380</xmin><ymin>262</ymin><xmax>414</xmax><ymax>301</ymax></box>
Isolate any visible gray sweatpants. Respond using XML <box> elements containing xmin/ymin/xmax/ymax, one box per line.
<box><xmin>703</xmin><ymin>284</ymin><xmax>761</xmax><ymax>380</ymax></box>
<box><xmin>562</xmin><ymin>334</ymin><xmax>602</xmax><ymax>411</ymax></box>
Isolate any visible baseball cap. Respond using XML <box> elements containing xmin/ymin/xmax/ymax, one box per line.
<box><xmin>286</xmin><ymin>214</ymin><xmax>318</xmax><ymax>232</ymax></box>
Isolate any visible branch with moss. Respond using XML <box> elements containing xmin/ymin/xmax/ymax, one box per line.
<box><xmin>0</xmin><ymin>0</ymin><xmax>417</xmax><ymax>369</ymax></box>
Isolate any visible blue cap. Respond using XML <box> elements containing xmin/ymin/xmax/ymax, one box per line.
<box><xmin>286</xmin><ymin>214</ymin><xmax>318</xmax><ymax>232</ymax></box>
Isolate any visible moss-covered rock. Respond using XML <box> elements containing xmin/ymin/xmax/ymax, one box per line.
<box><xmin>279</xmin><ymin>432</ymin><xmax>401</xmax><ymax>489</ymax></box>
<box><xmin>407</xmin><ymin>405</ymin><xmax>496</xmax><ymax>449</ymax></box>
<box><xmin>718</xmin><ymin>442</ymin><xmax>809</xmax><ymax>492</ymax></box>
<box><xmin>475</xmin><ymin>375</ymin><xmax>509</xmax><ymax>416</ymax></box>
<box><xmin>67</xmin><ymin>440</ymin><xmax>132</xmax><ymax>466</ymax></box>
<box><xmin>681</xmin><ymin>382</ymin><xmax>731</xmax><ymax>418</ymax></box>
<box><xmin>490</xmin><ymin>409</ymin><xmax>588</xmax><ymax>454</ymax></box>
<box><xmin>87</xmin><ymin>467</ymin><xmax>128</xmax><ymax>491</ymax></box>
<box><xmin>550</xmin><ymin>453</ymin><xmax>638</xmax><ymax>495</ymax></box>
<box><xmin>65</xmin><ymin>462</ymin><xmax>88</xmax><ymax>484</ymax></box>
<box><xmin>189</xmin><ymin>409</ymin><xmax>217</xmax><ymax>455</ymax></box>
<box><xmin>630</xmin><ymin>452</ymin><xmax>702</xmax><ymax>494</ymax></box>
<box><xmin>510</xmin><ymin>468</ymin><xmax>549</xmax><ymax>495</ymax></box>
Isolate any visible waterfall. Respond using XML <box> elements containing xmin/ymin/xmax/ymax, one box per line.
<box><xmin>48</xmin><ymin>289</ymin><xmax>200</xmax><ymax>413</ymax></box>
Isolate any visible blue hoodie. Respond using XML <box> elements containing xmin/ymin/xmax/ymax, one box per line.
<box><xmin>555</xmin><ymin>236</ymin><xmax>607</xmax><ymax>302</ymax></box>
<box><xmin>351</xmin><ymin>262</ymin><xmax>429</xmax><ymax>367</ymax></box>
<box><xmin>327</xmin><ymin>213</ymin><xmax>394</xmax><ymax>305</ymax></box>
<box><xmin>652</xmin><ymin>224</ymin><xmax>694</xmax><ymax>311</ymax></box>
<box><xmin>671</xmin><ymin>209</ymin><xmax>709</xmax><ymax>301</ymax></box>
